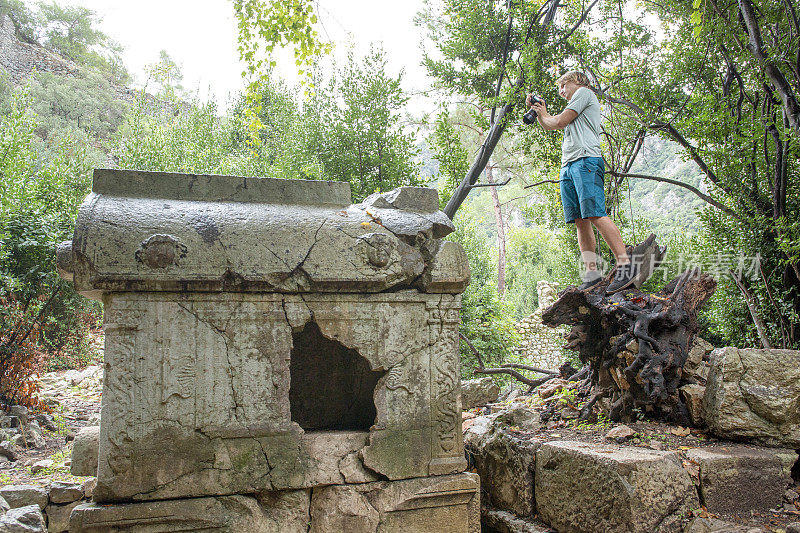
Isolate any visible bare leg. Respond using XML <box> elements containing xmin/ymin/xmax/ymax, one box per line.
<box><xmin>575</xmin><ymin>218</ymin><xmax>599</xmax><ymax>276</ymax></box>
<box><xmin>589</xmin><ymin>216</ymin><xmax>629</xmax><ymax>264</ymax></box>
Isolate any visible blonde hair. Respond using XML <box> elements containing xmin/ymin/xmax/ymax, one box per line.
<box><xmin>556</xmin><ymin>71</ymin><xmax>590</xmax><ymax>87</ymax></box>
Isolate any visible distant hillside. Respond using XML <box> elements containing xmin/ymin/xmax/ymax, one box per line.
<box><xmin>0</xmin><ymin>13</ymin><xmax>186</xmax><ymax>139</ymax></box>
<box><xmin>626</xmin><ymin>136</ymin><xmax>707</xmax><ymax>234</ymax></box>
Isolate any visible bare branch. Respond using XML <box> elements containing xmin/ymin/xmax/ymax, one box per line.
<box><xmin>474</xmin><ymin>367</ymin><xmax>553</xmax><ymax>388</ymax></box>
<box><xmin>523</xmin><ymin>179</ymin><xmax>560</xmax><ymax>188</ymax></box>
<box><xmin>738</xmin><ymin>0</ymin><xmax>800</xmax><ymax>133</ymax></box>
<box><xmin>460</xmin><ymin>332</ymin><xmax>486</xmax><ymax>369</ymax></box>
<box><xmin>555</xmin><ymin>0</ymin><xmax>600</xmax><ymax>46</ymax></box>
<box><xmin>467</xmin><ymin>176</ymin><xmax>512</xmax><ymax>189</ymax></box>
<box><xmin>605</xmin><ymin>171</ymin><xmax>738</xmax><ymax>217</ymax></box>
<box><xmin>501</xmin><ymin>363</ymin><xmax>559</xmax><ymax>375</ymax></box>
<box><xmin>729</xmin><ymin>269</ymin><xmax>773</xmax><ymax>349</ymax></box>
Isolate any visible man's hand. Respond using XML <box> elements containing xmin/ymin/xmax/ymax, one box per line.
<box><xmin>532</xmin><ymin>100</ymin><xmax>548</xmax><ymax>118</ymax></box>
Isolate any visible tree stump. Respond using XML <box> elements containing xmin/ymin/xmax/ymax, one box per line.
<box><xmin>541</xmin><ymin>238</ymin><xmax>717</xmax><ymax>424</ymax></box>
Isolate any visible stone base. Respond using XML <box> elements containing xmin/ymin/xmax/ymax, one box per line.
<box><xmin>535</xmin><ymin>441</ymin><xmax>699</xmax><ymax>533</ymax></box>
<box><xmin>686</xmin><ymin>446</ymin><xmax>796</xmax><ymax>514</ymax></box>
<box><xmin>69</xmin><ymin>473</ymin><xmax>480</xmax><ymax>533</ymax></box>
<box><xmin>96</xmin><ymin>292</ymin><xmax>466</xmax><ymax>502</ymax></box>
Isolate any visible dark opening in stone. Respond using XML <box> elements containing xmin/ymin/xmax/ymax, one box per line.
<box><xmin>290</xmin><ymin>321</ymin><xmax>385</xmax><ymax>431</ymax></box>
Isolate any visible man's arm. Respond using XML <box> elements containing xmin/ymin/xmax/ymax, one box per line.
<box><xmin>532</xmin><ymin>102</ymin><xmax>578</xmax><ymax>131</ymax></box>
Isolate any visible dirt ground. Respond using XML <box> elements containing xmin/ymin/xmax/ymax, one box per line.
<box><xmin>0</xmin><ymin>371</ymin><xmax>101</xmax><ymax>488</ymax></box>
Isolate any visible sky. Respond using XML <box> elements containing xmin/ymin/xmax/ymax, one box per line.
<box><xmin>49</xmin><ymin>0</ymin><xmax>434</xmax><ymax>111</ymax></box>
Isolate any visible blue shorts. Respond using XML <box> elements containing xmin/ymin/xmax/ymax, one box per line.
<box><xmin>560</xmin><ymin>156</ymin><xmax>608</xmax><ymax>223</ymax></box>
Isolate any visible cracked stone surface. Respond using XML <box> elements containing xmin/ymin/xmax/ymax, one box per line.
<box><xmin>70</xmin><ymin>426</ymin><xmax>99</xmax><ymax>477</ymax></box>
<box><xmin>535</xmin><ymin>441</ymin><xmax>699</xmax><ymax>533</ymax></box>
<box><xmin>704</xmin><ymin>347</ymin><xmax>800</xmax><ymax>447</ymax></box>
<box><xmin>69</xmin><ymin>494</ymin><xmax>305</xmax><ymax>533</ymax></box>
<box><xmin>463</xmin><ymin>412</ymin><xmax>540</xmax><ymax>517</ymax></box>
<box><xmin>59</xmin><ymin>170</ymin><xmax>468</xmax><ymax>296</ymax></box>
<box><xmin>56</xmin><ymin>171</ymin><xmax>476</xmax><ymax>530</ymax></box>
<box><xmin>309</xmin><ymin>472</ymin><xmax>480</xmax><ymax>533</ymax></box>
<box><xmin>0</xmin><ymin>504</ymin><xmax>46</xmax><ymax>532</ymax></box>
<box><xmin>94</xmin><ymin>292</ymin><xmax>466</xmax><ymax>502</ymax></box>
<box><xmin>70</xmin><ymin>475</ymin><xmax>478</xmax><ymax>533</ymax></box>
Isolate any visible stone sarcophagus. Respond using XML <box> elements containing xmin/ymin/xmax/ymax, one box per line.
<box><xmin>58</xmin><ymin>169</ymin><xmax>478</xmax><ymax>532</ymax></box>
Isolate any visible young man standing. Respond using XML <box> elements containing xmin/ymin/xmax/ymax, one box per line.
<box><xmin>528</xmin><ymin>71</ymin><xmax>637</xmax><ymax>293</ymax></box>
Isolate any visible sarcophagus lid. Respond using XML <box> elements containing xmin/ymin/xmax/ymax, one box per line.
<box><xmin>57</xmin><ymin>169</ymin><xmax>469</xmax><ymax>298</ymax></box>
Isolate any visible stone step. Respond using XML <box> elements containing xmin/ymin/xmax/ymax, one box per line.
<box><xmin>465</xmin><ymin>417</ymin><xmax>798</xmax><ymax>533</ymax></box>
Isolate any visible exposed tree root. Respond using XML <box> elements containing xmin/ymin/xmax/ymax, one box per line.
<box><xmin>541</xmin><ymin>259</ymin><xmax>716</xmax><ymax>424</ymax></box>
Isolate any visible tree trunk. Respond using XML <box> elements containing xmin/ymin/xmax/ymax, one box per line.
<box><xmin>443</xmin><ymin>105</ymin><xmax>512</xmax><ymax>219</ymax></box>
<box><xmin>487</xmin><ymin>164</ymin><xmax>506</xmax><ymax>298</ymax></box>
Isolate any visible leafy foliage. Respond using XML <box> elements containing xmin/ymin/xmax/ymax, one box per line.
<box><xmin>115</xmin><ymin>47</ymin><xmax>422</xmax><ymax>202</ymax></box>
<box><xmin>232</xmin><ymin>0</ymin><xmax>330</xmax><ymax>144</ymax></box>
<box><xmin>428</xmin><ymin>111</ymin><xmax>470</xmax><ymax>209</ymax></box>
<box><xmin>302</xmin><ymin>47</ymin><xmax>422</xmax><ymax>201</ymax></box>
<box><xmin>448</xmin><ymin>211</ymin><xmax>520</xmax><ymax>376</ymax></box>
<box><xmin>0</xmin><ymin>80</ymin><xmax>97</xmax><ymax>404</ymax></box>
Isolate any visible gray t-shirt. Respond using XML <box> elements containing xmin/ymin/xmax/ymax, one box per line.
<box><xmin>561</xmin><ymin>86</ymin><xmax>601</xmax><ymax>165</ymax></box>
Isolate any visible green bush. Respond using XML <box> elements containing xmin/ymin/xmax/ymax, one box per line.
<box><xmin>0</xmin><ymin>78</ymin><xmax>98</xmax><ymax>400</ymax></box>
<box><xmin>448</xmin><ymin>211</ymin><xmax>520</xmax><ymax>377</ymax></box>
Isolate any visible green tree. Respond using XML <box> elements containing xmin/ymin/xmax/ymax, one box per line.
<box><xmin>145</xmin><ymin>50</ymin><xmax>185</xmax><ymax>98</ymax></box>
<box><xmin>301</xmin><ymin>46</ymin><xmax>422</xmax><ymax>201</ymax></box>
<box><xmin>37</xmin><ymin>2</ymin><xmax>129</xmax><ymax>83</ymax></box>
<box><xmin>580</xmin><ymin>0</ymin><xmax>800</xmax><ymax>348</ymax></box>
<box><xmin>428</xmin><ymin>111</ymin><xmax>470</xmax><ymax>209</ymax></box>
<box><xmin>447</xmin><ymin>209</ymin><xmax>520</xmax><ymax>375</ymax></box>
<box><xmin>232</xmin><ymin>0</ymin><xmax>330</xmax><ymax>144</ymax></box>
<box><xmin>26</xmin><ymin>70</ymin><xmax>126</xmax><ymax>147</ymax></box>
<box><xmin>417</xmin><ymin>0</ymin><xmax>597</xmax><ymax>217</ymax></box>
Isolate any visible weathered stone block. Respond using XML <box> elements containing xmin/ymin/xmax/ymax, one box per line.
<box><xmin>44</xmin><ymin>501</ymin><xmax>80</xmax><ymax>533</ymax></box>
<box><xmin>460</xmin><ymin>377</ymin><xmax>500</xmax><ymax>409</ymax></box>
<box><xmin>680</xmin><ymin>384</ymin><xmax>706</xmax><ymax>427</ymax></box>
<box><xmin>93</xmin><ymin>292</ymin><xmax>466</xmax><ymax>502</ymax></box>
<box><xmin>535</xmin><ymin>441</ymin><xmax>699</xmax><ymax>533</ymax></box>
<box><xmin>418</xmin><ymin>241</ymin><xmax>470</xmax><ymax>293</ymax></box>
<box><xmin>0</xmin><ymin>504</ymin><xmax>45</xmax><ymax>532</ymax></box>
<box><xmin>464</xmin><ymin>413</ymin><xmax>540</xmax><ymax>517</ymax></box>
<box><xmin>0</xmin><ymin>486</ymin><xmax>47</xmax><ymax>511</ymax></box>
<box><xmin>61</xmin><ymin>170</ymin><xmax>467</xmax><ymax>296</ymax></box>
<box><xmin>686</xmin><ymin>446</ymin><xmax>796</xmax><ymax>514</ymax></box>
<box><xmin>70</xmin><ymin>477</ymin><xmax>478</xmax><ymax>533</ymax></box>
<box><xmin>70</xmin><ymin>426</ymin><xmax>98</xmax><ymax>477</ymax></box>
<box><xmin>69</xmin><ymin>493</ymin><xmax>309</xmax><ymax>533</ymax></box>
<box><xmin>704</xmin><ymin>347</ymin><xmax>800</xmax><ymax>447</ymax></box>
<box><xmin>309</xmin><ymin>473</ymin><xmax>480</xmax><ymax>533</ymax></box>
<box><xmin>57</xmin><ymin>173</ymin><xmax>473</xmax><ymax>531</ymax></box>
<box><xmin>47</xmin><ymin>481</ymin><xmax>83</xmax><ymax>504</ymax></box>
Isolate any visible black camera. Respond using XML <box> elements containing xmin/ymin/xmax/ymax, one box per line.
<box><xmin>523</xmin><ymin>95</ymin><xmax>545</xmax><ymax>125</ymax></box>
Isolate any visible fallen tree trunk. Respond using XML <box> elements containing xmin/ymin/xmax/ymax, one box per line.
<box><xmin>541</xmin><ymin>260</ymin><xmax>716</xmax><ymax>424</ymax></box>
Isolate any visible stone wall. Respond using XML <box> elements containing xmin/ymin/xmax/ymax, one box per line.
<box><xmin>514</xmin><ymin>280</ymin><xmax>569</xmax><ymax>370</ymax></box>
<box><xmin>0</xmin><ymin>15</ymin><xmax>81</xmax><ymax>84</ymax></box>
